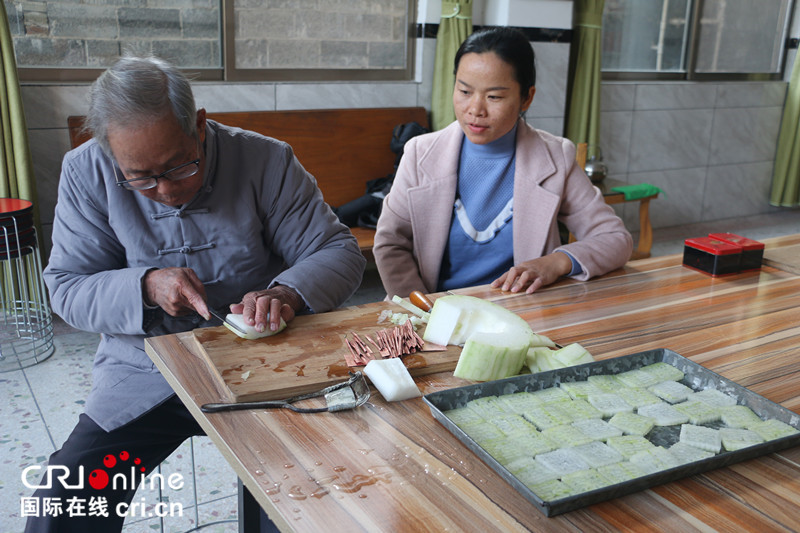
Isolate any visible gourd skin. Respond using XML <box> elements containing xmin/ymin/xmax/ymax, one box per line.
<box><xmin>225</xmin><ymin>313</ymin><xmax>287</xmax><ymax>340</ymax></box>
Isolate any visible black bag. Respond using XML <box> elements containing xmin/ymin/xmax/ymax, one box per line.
<box><xmin>333</xmin><ymin>121</ymin><xmax>429</xmax><ymax>229</ymax></box>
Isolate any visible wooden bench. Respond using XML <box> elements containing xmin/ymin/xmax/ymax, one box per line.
<box><xmin>68</xmin><ymin>107</ymin><xmax>430</xmax><ymax>261</ymax></box>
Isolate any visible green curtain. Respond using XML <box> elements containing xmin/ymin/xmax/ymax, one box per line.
<box><xmin>769</xmin><ymin>52</ymin><xmax>800</xmax><ymax>207</ymax></box>
<box><xmin>431</xmin><ymin>0</ymin><xmax>473</xmax><ymax>131</ymax></box>
<box><xmin>0</xmin><ymin>2</ymin><xmax>39</xmax><ymax>211</ymax></box>
<box><xmin>564</xmin><ymin>0</ymin><xmax>604</xmax><ymax>159</ymax></box>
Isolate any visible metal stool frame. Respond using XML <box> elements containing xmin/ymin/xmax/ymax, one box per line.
<box><xmin>0</xmin><ymin>204</ymin><xmax>54</xmax><ymax>372</ymax></box>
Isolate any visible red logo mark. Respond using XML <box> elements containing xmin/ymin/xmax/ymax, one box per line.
<box><xmin>88</xmin><ymin>450</ymin><xmax>145</xmax><ymax>490</ymax></box>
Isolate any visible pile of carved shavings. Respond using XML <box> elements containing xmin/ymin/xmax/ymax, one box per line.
<box><xmin>344</xmin><ymin>320</ymin><xmax>425</xmax><ymax>366</ymax></box>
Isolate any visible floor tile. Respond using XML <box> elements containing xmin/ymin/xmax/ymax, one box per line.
<box><xmin>23</xmin><ymin>331</ymin><xmax>98</xmax><ymax>448</ymax></box>
<box><xmin>194</xmin><ymin>495</ymin><xmax>238</xmax><ymax>532</ymax></box>
<box><xmin>0</xmin><ymin>369</ymin><xmax>55</xmax><ymax>532</ymax></box>
<box><xmin>192</xmin><ymin>437</ymin><xmax>239</xmax><ymax>504</ymax></box>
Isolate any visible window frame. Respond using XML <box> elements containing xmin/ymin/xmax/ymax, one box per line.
<box><xmin>15</xmin><ymin>0</ymin><xmax>416</xmax><ymax>83</ymax></box>
<box><xmin>602</xmin><ymin>0</ymin><xmax>795</xmax><ymax>82</ymax></box>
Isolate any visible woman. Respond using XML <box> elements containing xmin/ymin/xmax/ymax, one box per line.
<box><xmin>373</xmin><ymin>27</ymin><xmax>632</xmax><ymax>298</ymax></box>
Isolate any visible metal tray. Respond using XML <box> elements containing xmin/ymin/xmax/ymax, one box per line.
<box><xmin>422</xmin><ymin>348</ymin><xmax>800</xmax><ymax>517</ymax></box>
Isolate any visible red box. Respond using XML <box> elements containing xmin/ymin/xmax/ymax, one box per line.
<box><xmin>708</xmin><ymin>233</ymin><xmax>764</xmax><ymax>271</ymax></box>
<box><xmin>682</xmin><ymin>236</ymin><xmax>742</xmax><ymax>276</ymax></box>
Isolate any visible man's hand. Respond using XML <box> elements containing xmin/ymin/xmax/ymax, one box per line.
<box><xmin>229</xmin><ymin>285</ymin><xmax>305</xmax><ymax>333</ymax></box>
<box><xmin>490</xmin><ymin>252</ymin><xmax>573</xmax><ymax>294</ymax></box>
<box><xmin>143</xmin><ymin>268</ymin><xmax>209</xmax><ymax>319</ymax></box>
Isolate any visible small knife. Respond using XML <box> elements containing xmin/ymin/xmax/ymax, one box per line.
<box><xmin>207</xmin><ymin>308</ymin><xmax>249</xmax><ymax>336</ymax></box>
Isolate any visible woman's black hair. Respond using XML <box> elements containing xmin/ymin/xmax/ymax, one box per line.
<box><xmin>453</xmin><ymin>27</ymin><xmax>536</xmax><ymax>97</ymax></box>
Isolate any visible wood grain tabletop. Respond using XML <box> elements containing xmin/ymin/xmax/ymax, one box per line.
<box><xmin>145</xmin><ymin>234</ymin><xmax>800</xmax><ymax>532</ymax></box>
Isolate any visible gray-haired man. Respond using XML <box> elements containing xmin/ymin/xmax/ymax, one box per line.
<box><xmin>25</xmin><ymin>55</ymin><xmax>364</xmax><ymax>532</ymax></box>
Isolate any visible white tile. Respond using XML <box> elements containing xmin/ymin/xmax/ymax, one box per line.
<box><xmin>193</xmin><ymin>495</ymin><xmax>238</xmax><ymax>532</ymax></box>
<box><xmin>599</xmin><ymin>110</ymin><xmax>633</xmax><ymax>175</ymax></box>
<box><xmin>0</xmin><ymin>370</ymin><xmax>55</xmax><ymax>532</ymax></box>
<box><xmin>144</xmin><ymin>439</ymin><xmax>199</xmax><ymax>519</ymax></box>
<box><xmin>29</xmin><ymin>128</ymin><xmax>72</xmax><ymax>227</ymax></box>
<box><xmin>634</xmin><ymin>82</ymin><xmax>717</xmax><ymax>110</ymax></box>
<box><xmin>715</xmin><ymin>82</ymin><xmax>788</xmax><ymax>108</ymax></box>
<box><xmin>628</xmin><ymin>109</ymin><xmax>714</xmax><ymax>172</ymax></box>
<box><xmin>275</xmin><ymin>82</ymin><xmax>418</xmax><ymax>110</ymax></box>
<box><xmin>485</xmin><ymin>0</ymin><xmax>573</xmax><ymax>28</ymax></box>
<box><xmin>21</xmin><ymin>85</ymin><xmax>90</xmax><ymax>129</ymax></box>
<box><xmin>528</xmin><ymin>116</ymin><xmax>564</xmax><ymax>137</ymax></box>
<box><xmin>625</xmin><ymin>167</ymin><xmax>707</xmax><ymax>229</ymax></box>
<box><xmin>194</xmin><ymin>83</ymin><xmax>276</xmax><ymax>112</ymax></box>
<box><xmin>709</xmin><ymin>106</ymin><xmax>783</xmax><ymax>165</ymax></box>
<box><xmin>601</xmin><ymin>82</ymin><xmax>636</xmax><ymax>112</ymax></box>
<box><xmin>703</xmin><ymin>162</ymin><xmax>775</xmax><ymax>220</ymax></box>
<box><xmin>121</xmin><ymin>515</ymin><xmax>166</xmax><ymax>532</ymax></box>
<box><xmin>23</xmin><ymin>332</ymin><xmax>99</xmax><ymax>448</ymax></box>
<box><xmin>530</xmin><ymin>42</ymin><xmax>569</xmax><ymax>119</ymax></box>
<box><xmin>416</xmin><ymin>38</ymin><xmax>435</xmax><ymax>110</ymax></box>
<box><xmin>192</xmin><ymin>437</ymin><xmax>239</xmax><ymax>504</ymax></box>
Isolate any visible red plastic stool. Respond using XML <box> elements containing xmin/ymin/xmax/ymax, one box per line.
<box><xmin>0</xmin><ymin>198</ymin><xmax>54</xmax><ymax>371</ymax></box>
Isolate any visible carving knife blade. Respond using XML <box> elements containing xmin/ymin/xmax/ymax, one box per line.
<box><xmin>207</xmin><ymin>308</ymin><xmax>248</xmax><ymax>336</ymax></box>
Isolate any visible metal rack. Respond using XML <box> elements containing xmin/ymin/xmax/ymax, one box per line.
<box><xmin>0</xmin><ymin>198</ymin><xmax>54</xmax><ymax>372</ymax></box>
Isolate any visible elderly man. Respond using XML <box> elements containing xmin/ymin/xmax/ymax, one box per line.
<box><xmin>25</xmin><ymin>55</ymin><xmax>365</xmax><ymax>532</ymax></box>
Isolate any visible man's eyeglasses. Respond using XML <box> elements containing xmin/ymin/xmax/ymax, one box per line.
<box><xmin>113</xmin><ymin>154</ymin><xmax>200</xmax><ymax>191</ymax></box>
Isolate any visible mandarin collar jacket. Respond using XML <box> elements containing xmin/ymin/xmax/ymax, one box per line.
<box><xmin>45</xmin><ymin>120</ymin><xmax>365</xmax><ymax>431</ymax></box>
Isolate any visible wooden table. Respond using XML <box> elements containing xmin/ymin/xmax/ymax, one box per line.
<box><xmin>145</xmin><ymin>234</ymin><xmax>800</xmax><ymax>532</ymax></box>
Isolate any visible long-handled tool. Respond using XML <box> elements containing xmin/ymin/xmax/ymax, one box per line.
<box><xmin>200</xmin><ymin>371</ymin><xmax>370</xmax><ymax>414</ymax></box>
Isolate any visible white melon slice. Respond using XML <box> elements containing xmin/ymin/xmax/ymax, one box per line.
<box><xmin>363</xmin><ymin>358</ymin><xmax>421</xmax><ymax>402</ymax></box>
<box><xmin>224</xmin><ymin>313</ymin><xmax>287</xmax><ymax>340</ymax></box>
<box><xmin>423</xmin><ymin>295</ymin><xmax>549</xmax><ymax>381</ymax></box>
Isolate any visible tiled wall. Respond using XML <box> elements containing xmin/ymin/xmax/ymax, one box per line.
<box><xmin>19</xmin><ymin>34</ymin><xmax>788</xmax><ymax>259</ymax></box>
<box><xmin>599</xmin><ymin>81</ymin><xmax>787</xmax><ymax>232</ymax></box>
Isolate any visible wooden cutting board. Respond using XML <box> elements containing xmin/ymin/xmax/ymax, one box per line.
<box><xmin>187</xmin><ymin>304</ymin><xmax>462</xmax><ymax>403</ymax></box>
<box><xmin>763</xmin><ymin>244</ymin><xmax>800</xmax><ymax>275</ymax></box>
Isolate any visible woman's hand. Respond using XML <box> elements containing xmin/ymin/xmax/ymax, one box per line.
<box><xmin>491</xmin><ymin>252</ymin><xmax>573</xmax><ymax>294</ymax></box>
<box><xmin>229</xmin><ymin>285</ymin><xmax>305</xmax><ymax>333</ymax></box>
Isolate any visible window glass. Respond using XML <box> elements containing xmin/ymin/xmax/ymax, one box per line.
<box><xmin>6</xmin><ymin>0</ymin><xmax>222</xmax><ymax>70</ymax></box>
<box><xmin>602</xmin><ymin>0</ymin><xmax>691</xmax><ymax>73</ymax></box>
<box><xmin>601</xmin><ymin>0</ymin><xmax>792</xmax><ymax>77</ymax></box>
<box><xmin>232</xmin><ymin>0</ymin><xmax>408</xmax><ymax>71</ymax></box>
<box><xmin>694</xmin><ymin>0</ymin><xmax>790</xmax><ymax>74</ymax></box>
<box><xmin>7</xmin><ymin>0</ymin><xmax>412</xmax><ymax>81</ymax></box>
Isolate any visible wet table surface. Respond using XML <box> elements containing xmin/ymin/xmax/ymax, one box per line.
<box><xmin>145</xmin><ymin>234</ymin><xmax>800</xmax><ymax>532</ymax></box>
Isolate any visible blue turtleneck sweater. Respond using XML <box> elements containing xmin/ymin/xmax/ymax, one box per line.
<box><xmin>437</xmin><ymin>126</ymin><xmax>517</xmax><ymax>291</ymax></box>
<box><xmin>436</xmin><ymin>124</ymin><xmax>582</xmax><ymax>291</ymax></box>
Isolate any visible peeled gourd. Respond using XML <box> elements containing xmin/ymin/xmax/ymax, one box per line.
<box><xmin>423</xmin><ymin>295</ymin><xmax>554</xmax><ymax>381</ymax></box>
<box><xmin>363</xmin><ymin>358</ymin><xmax>421</xmax><ymax>401</ymax></box>
<box><xmin>224</xmin><ymin>313</ymin><xmax>287</xmax><ymax>340</ymax></box>
<box><xmin>526</xmin><ymin>342</ymin><xmax>594</xmax><ymax>373</ymax></box>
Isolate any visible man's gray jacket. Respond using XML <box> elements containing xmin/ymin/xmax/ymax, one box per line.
<box><xmin>45</xmin><ymin>120</ymin><xmax>365</xmax><ymax>431</ymax></box>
